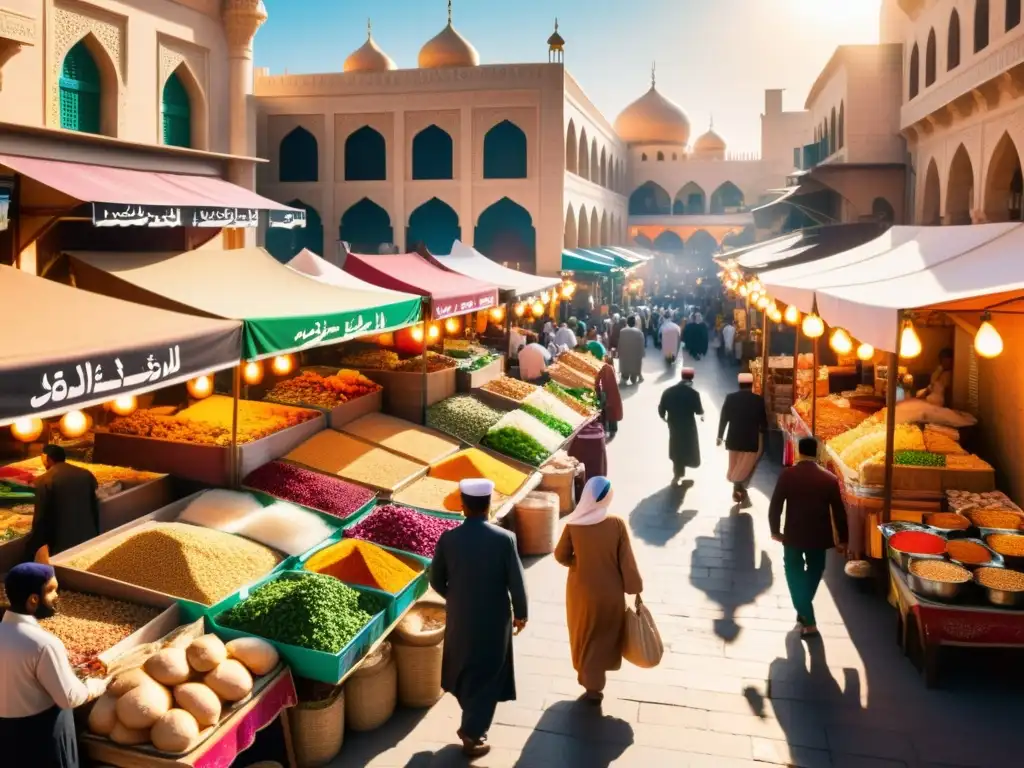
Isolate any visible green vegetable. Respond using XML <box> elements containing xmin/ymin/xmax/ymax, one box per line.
<box><xmin>218</xmin><ymin>572</ymin><xmax>386</xmax><ymax>653</ymax></box>
<box><xmin>481</xmin><ymin>426</ymin><xmax>551</xmax><ymax>467</ymax></box>
<box><xmin>427</xmin><ymin>395</ymin><xmax>503</xmax><ymax>444</ymax></box>
<box><xmin>545</xmin><ymin>381</ymin><xmax>598</xmax><ymax>408</ymax></box>
<box><xmin>458</xmin><ymin>354</ymin><xmax>499</xmax><ymax>372</ymax></box>
<box><xmin>519</xmin><ymin>404</ymin><xmax>573</xmax><ymax>438</ymax></box>
<box><xmin>894</xmin><ymin>450</ymin><xmax>945</xmax><ymax>467</ymax></box>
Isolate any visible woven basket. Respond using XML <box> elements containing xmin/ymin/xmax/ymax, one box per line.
<box><xmin>393</xmin><ymin>639</ymin><xmax>444</xmax><ymax>708</ymax></box>
<box><xmin>393</xmin><ymin>601</ymin><xmax>447</xmax><ymax>647</ymax></box>
<box><xmin>290</xmin><ymin>687</ymin><xmax>345</xmax><ymax>767</ymax></box>
<box><xmin>345</xmin><ymin>642</ymin><xmax>397</xmax><ymax>732</ymax></box>
<box><xmin>514</xmin><ymin>491</ymin><xmax>560</xmax><ymax>556</ymax></box>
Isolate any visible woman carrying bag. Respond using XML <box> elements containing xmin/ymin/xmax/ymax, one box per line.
<box><xmin>554</xmin><ymin>477</ymin><xmax>644</xmax><ymax>702</ymax></box>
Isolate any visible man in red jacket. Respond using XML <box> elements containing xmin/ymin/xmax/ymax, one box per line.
<box><xmin>768</xmin><ymin>437</ymin><xmax>848</xmax><ymax>638</ymax></box>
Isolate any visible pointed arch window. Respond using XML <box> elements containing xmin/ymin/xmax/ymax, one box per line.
<box><xmin>975</xmin><ymin>0</ymin><xmax>990</xmax><ymax>53</ymax></box>
<box><xmin>161</xmin><ymin>72</ymin><xmax>191</xmax><ymax>148</ymax></box>
<box><xmin>60</xmin><ymin>41</ymin><xmax>102</xmax><ymax>134</ymax></box>
<box><xmin>909</xmin><ymin>43</ymin><xmax>920</xmax><ymax>99</ymax></box>
<box><xmin>1009</xmin><ymin>0</ymin><xmax>1022</xmax><ymax>31</ymax></box>
<box><xmin>925</xmin><ymin>28</ymin><xmax>937</xmax><ymax>86</ymax></box>
<box><xmin>948</xmin><ymin>9</ymin><xmax>961</xmax><ymax>70</ymax></box>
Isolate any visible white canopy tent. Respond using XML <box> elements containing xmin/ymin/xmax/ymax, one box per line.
<box><xmin>286</xmin><ymin>249</ymin><xmax>419</xmax><ymax>302</ymax></box>
<box><xmin>758</xmin><ymin>223</ymin><xmax>1024</xmax><ymax>352</ymax></box>
<box><xmin>431</xmin><ymin>241</ymin><xmax>561</xmax><ymax>296</ymax></box>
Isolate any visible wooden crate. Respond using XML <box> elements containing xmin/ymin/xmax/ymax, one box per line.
<box><xmin>360</xmin><ymin>368</ymin><xmax>457</xmax><ymax>425</ymax></box>
<box><xmin>456</xmin><ymin>357</ymin><xmax>505</xmax><ymax>392</ymax></box>
<box><xmin>942</xmin><ymin>466</ymin><xmax>996</xmax><ymax>493</ymax></box>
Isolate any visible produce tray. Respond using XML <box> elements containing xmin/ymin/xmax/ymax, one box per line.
<box><xmin>858</xmin><ymin>462</ymin><xmax>995</xmax><ymax>494</ymax></box>
<box><xmin>207</xmin><ymin>570</ymin><xmax>392</xmax><ymax>685</ymax></box>
<box><xmin>93</xmin><ymin>412</ymin><xmax>326</xmax><ymax>487</ymax></box>
<box><xmin>240</xmin><ymin>480</ymin><xmax>378</xmax><ymax>527</ymax></box>
<box><xmin>297</xmin><ymin>534</ymin><xmax>432</xmax><ymax>624</ymax></box>
<box><xmin>341</xmin><ymin>413</ymin><xmax>461</xmax><ymax>466</ymax></box>
<box><xmin>456</xmin><ymin>356</ymin><xmax>504</xmax><ymax>392</ymax></box>
<box><xmin>282</xmin><ymin>430</ymin><xmax>428</xmax><ymax>495</ymax></box>
<box><xmin>360</xmin><ymin>367</ymin><xmax>457</xmax><ymax>425</ymax></box>
<box><xmin>267</xmin><ymin>379</ymin><xmax>384</xmax><ymax>431</ymax></box>
<box><xmin>474</xmin><ymin>387</ymin><xmax>529</xmax><ymax>412</ymax></box>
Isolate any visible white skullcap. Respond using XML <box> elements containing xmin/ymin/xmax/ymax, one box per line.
<box><xmin>738</xmin><ymin>373</ymin><xmax>754</xmax><ymax>384</ymax></box>
<box><xmin>459</xmin><ymin>478</ymin><xmax>495</xmax><ymax>498</ymax></box>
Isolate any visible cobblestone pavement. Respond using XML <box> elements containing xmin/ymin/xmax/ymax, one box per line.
<box><xmin>333</xmin><ymin>346</ymin><xmax>1024</xmax><ymax>768</ymax></box>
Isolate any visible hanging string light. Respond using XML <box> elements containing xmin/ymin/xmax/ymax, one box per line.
<box><xmin>856</xmin><ymin>343</ymin><xmax>875</xmax><ymax>361</ymax></box>
<box><xmin>531</xmin><ymin>299</ymin><xmax>545</xmax><ymax>317</ymax></box>
<box><xmin>768</xmin><ymin>303</ymin><xmax>783</xmax><ymax>323</ymax></box>
<box><xmin>59</xmin><ymin>410</ymin><xmax>90</xmax><ymax>439</ymax></box>
<box><xmin>10</xmin><ymin>417</ymin><xmax>43</xmax><ymax>443</ymax></box>
<box><xmin>186</xmin><ymin>375</ymin><xmax>214</xmax><ymax>399</ymax></box>
<box><xmin>242</xmin><ymin>361</ymin><xmax>264</xmax><ymax>386</ymax></box>
<box><xmin>974</xmin><ymin>312</ymin><xmax>1004</xmax><ymax>359</ymax></box>
<box><xmin>427</xmin><ymin>323</ymin><xmax>441</xmax><ymax>341</ymax></box>
<box><xmin>489</xmin><ymin>306</ymin><xmax>505</xmax><ymax>323</ymax></box>
<box><xmin>738</xmin><ymin>284</ymin><xmax>749</xmax><ymax>298</ymax></box>
<box><xmin>411</xmin><ymin>324</ymin><xmax>425</xmax><ymax>343</ymax></box>
<box><xmin>271</xmin><ymin>355</ymin><xmax>295</xmax><ymax>376</ymax></box>
<box><xmin>110</xmin><ymin>395</ymin><xmax>138</xmax><ymax>416</ymax></box>
<box><xmin>899</xmin><ymin>318</ymin><xmax>922</xmax><ymax>359</ymax></box>
<box><xmin>829</xmin><ymin>328</ymin><xmax>853</xmax><ymax>355</ymax></box>
<box><xmin>783</xmin><ymin>304</ymin><xmax>800</xmax><ymax>326</ymax></box>
<box><xmin>445</xmin><ymin>317</ymin><xmax>461</xmax><ymax>334</ymax></box>
<box><xmin>802</xmin><ymin>310</ymin><xmax>824</xmax><ymax>339</ymax></box>
<box><xmin>514</xmin><ymin>302</ymin><xmax>526</xmax><ymax>317</ymax></box>
<box><xmin>756</xmin><ymin>294</ymin><xmax>769</xmax><ymax>310</ymax></box>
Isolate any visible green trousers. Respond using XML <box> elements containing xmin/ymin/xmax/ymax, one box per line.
<box><xmin>783</xmin><ymin>546</ymin><xmax>827</xmax><ymax>627</ymax></box>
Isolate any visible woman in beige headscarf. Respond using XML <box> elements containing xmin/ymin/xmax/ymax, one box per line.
<box><xmin>554</xmin><ymin>477</ymin><xmax>643</xmax><ymax>703</ymax></box>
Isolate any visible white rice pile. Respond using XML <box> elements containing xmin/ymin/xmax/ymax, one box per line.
<box><xmin>236</xmin><ymin>501</ymin><xmax>337</xmax><ymax>556</ymax></box>
<box><xmin>524</xmin><ymin>389</ymin><xmax>586</xmax><ymax>428</ymax></box>
<box><xmin>491</xmin><ymin>410</ymin><xmax>564</xmax><ymax>452</ymax></box>
<box><xmin>178</xmin><ymin>489</ymin><xmax>265</xmax><ymax>533</ymax></box>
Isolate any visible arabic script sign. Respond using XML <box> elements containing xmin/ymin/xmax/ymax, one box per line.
<box><xmin>291</xmin><ymin>312</ymin><xmax>389</xmax><ymax>349</ymax></box>
<box><xmin>432</xmin><ymin>294</ymin><xmax>496</xmax><ymax>320</ymax></box>
<box><xmin>92</xmin><ymin>204</ymin><xmax>306</xmax><ymax>230</ymax></box>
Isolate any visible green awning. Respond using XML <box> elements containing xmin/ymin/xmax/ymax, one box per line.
<box><xmin>68</xmin><ymin>248</ymin><xmax>423</xmax><ymax>360</ymax></box>
<box><xmin>561</xmin><ymin>249</ymin><xmax>618</xmax><ymax>274</ymax></box>
<box><xmin>587</xmin><ymin>248</ymin><xmax>645</xmax><ymax>268</ymax></box>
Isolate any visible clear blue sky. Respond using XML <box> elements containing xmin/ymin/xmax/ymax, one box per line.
<box><xmin>257</xmin><ymin>0</ymin><xmax>881</xmax><ymax>154</ymax></box>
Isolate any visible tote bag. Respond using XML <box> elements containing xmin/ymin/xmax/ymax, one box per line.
<box><xmin>622</xmin><ymin>595</ymin><xmax>664</xmax><ymax>668</ymax></box>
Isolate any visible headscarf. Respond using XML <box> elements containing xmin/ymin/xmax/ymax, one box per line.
<box><xmin>587</xmin><ymin>340</ymin><xmax>606</xmax><ymax>361</ymax></box>
<box><xmin>563</xmin><ymin>476</ymin><xmax>614</xmax><ymax>526</ymax></box>
<box><xmin>5</xmin><ymin>562</ymin><xmax>55</xmax><ymax>613</ymax></box>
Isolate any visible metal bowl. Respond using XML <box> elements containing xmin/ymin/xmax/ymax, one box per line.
<box><xmin>973</xmin><ymin>568</ymin><xmax>1024</xmax><ymax>609</ymax></box>
<box><xmin>945</xmin><ymin>537</ymin><xmax>1004</xmax><ymax>570</ymax></box>
<box><xmin>982</xmin><ymin>532</ymin><xmax>1024</xmax><ymax>571</ymax></box>
<box><xmin>879</xmin><ymin>521</ymin><xmax>929</xmax><ymax>539</ymax></box>
<box><xmin>906</xmin><ymin>559</ymin><xmax>971</xmax><ymax>602</ymax></box>
<box><xmin>889</xmin><ymin>547</ymin><xmax>944</xmax><ymax>573</ymax></box>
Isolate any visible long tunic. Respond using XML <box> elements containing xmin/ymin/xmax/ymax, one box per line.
<box><xmin>596</xmin><ymin>363</ymin><xmax>623</xmax><ymax>422</ymax></box>
<box><xmin>658</xmin><ymin>382</ymin><xmax>703</xmax><ymax>470</ymax></box>
<box><xmin>429</xmin><ymin>519</ymin><xmax>528</xmax><ymax>707</ymax></box>
<box><xmin>25</xmin><ymin>463</ymin><xmax>99</xmax><ymax>560</ymax></box>
<box><xmin>684</xmin><ymin>322</ymin><xmax>709</xmax><ymax>357</ymax></box>
<box><xmin>554</xmin><ymin>517</ymin><xmax>643</xmax><ymax>690</ymax></box>
<box><xmin>617</xmin><ymin>327</ymin><xmax>645</xmax><ymax>379</ymax></box>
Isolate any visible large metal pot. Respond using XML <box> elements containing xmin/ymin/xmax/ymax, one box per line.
<box><xmin>906</xmin><ymin>558</ymin><xmax>970</xmax><ymax>602</ymax></box>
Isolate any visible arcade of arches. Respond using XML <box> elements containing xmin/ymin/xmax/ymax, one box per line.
<box><xmin>629</xmin><ymin>181</ymin><xmax>747</xmax><ymax>216</ymax></box>
<box><xmin>563</xmin><ymin>205</ymin><xmax>622</xmax><ymax>250</ymax></box>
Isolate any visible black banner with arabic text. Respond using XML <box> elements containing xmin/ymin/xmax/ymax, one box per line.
<box><xmin>91</xmin><ymin>204</ymin><xmax>306</xmax><ymax>230</ymax></box>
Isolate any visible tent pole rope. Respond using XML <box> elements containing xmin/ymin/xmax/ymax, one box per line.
<box><xmin>882</xmin><ymin>313</ymin><xmax>903</xmax><ymax>525</ymax></box>
<box><xmin>230</xmin><ymin>364</ymin><xmax>241</xmax><ymax>488</ymax></box>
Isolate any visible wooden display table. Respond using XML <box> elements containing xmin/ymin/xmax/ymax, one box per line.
<box><xmin>84</xmin><ymin>667</ymin><xmax>298</xmax><ymax>768</ymax></box>
<box><xmin>890</xmin><ymin>562</ymin><xmax>1024</xmax><ymax>688</ymax></box>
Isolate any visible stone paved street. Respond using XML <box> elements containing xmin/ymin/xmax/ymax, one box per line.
<box><xmin>333</xmin><ymin>346</ymin><xmax>1024</xmax><ymax>768</ymax></box>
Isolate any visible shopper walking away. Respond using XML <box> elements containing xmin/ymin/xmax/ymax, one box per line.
<box><xmin>768</xmin><ymin>437</ymin><xmax>848</xmax><ymax>637</ymax></box>
<box><xmin>659</xmin><ymin>312</ymin><xmax>681</xmax><ymax>366</ymax></box>
<box><xmin>617</xmin><ymin>316</ymin><xmax>646</xmax><ymax>385</ymax></box>
<box><xmin>554</xmin><ymin>477</ymin><xmax>643</xmax><ymax>703</ymax></box>
<box><xmin>721</xmin><ymin>319</ymin><xmax>736</xmax><ymax>364</ymax></box>
<box><xmin>717</xmin><ymin>372</ymin><xmax>768</xmax><ymax>504</ymax></box>
<box><xmin>682</xmin><ymin>312</ymin><xmax>710</xmax><ymax>360</ymax></box>
<box><xmin>658</xmin><ymin>368</ymin><xmax>704</xmax><ymax>485</ymax></box>
<box><xmin>592</xmin><ymin>346</ymin><xmax>623</xmax><ymax>439</ymax></box>
<box><xmin>24</xmin><ymin>445</ymin><xmax>99</xmax><ymax>563</ymax></box>
<box><xmin>0</xmin><ymin>563</ymin><xmax>108</xmax><ymax>768</ymax></box>
<box><xmin>429</xmin><ymin>479</ymin><xmax>528</xmax><ymax>757</ymax></box>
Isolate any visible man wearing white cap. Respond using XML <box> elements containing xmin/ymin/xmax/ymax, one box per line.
<box><xmin>717</xmin><ymin>372</ymin><xmax>768</xmax><ymax>503</ymax></box>
<box><xmin>429</xmin><ymin>478</ymin><xmax>528</xmax><ymax>758</ymax></box>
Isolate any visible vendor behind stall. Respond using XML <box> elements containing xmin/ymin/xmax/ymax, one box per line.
<box><xmin>918</xmin><ymin>347</ymin><xmax>953</xmax><ymax>407</ymax></box>
<box><xmin>24</xmin><ymin>445</ymin><xmax>99</xmax><ymax>562</ymax></box>
<box><xmin>0</xmin><ymin>563</ymin><xmax>107</xmax><ymax>767</ymax></box>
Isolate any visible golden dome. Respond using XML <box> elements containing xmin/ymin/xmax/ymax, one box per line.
<box><xmin>419</xmin><ymin>4</ymin><xmax>479</xmax><ymax>69</ymax></box>
<box><xmin>344</xmin><ymin>23</ymin><xmax>397</xmax><ymax>73</ymax></box>
<box><xmin>614</xmin><ymin>78</ymin><xmax>691</xmax><ymax>146</ymax></box>
<box><xmin>694</xmin><ymin>126</ymin><xmax>726</xmax><ymax>153</ymax></box>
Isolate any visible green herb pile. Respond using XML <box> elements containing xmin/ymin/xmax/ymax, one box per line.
<box><xmin>519</xmin><ymin>404</ymin><xmax>573</xmax><ymax>438</ymax></box>
<box><xmin>481</xmin><ymin>427</ymin><xmax>551</xmax><ymax>467</ymax></box>
<box><xmin>545</xmin><ymin>381</ymin><xmax>599</xmax><ymax>409</ymax></box>
<box><xmin>218</xmin><ymin>572</ymin><xmax>386</xmax><ymax>653</ymax></box>
<box><xmin>894</xmin><ymin>450</ymin><xmax>945</xmax><ymax>467</ymax></box>
<box><xmin>459</xmin><ymin>354</ymin><xmax>499</xmax><ymax>372</ymax></box>
<box><xmin>427</xmin><ymin>395</ymin><xmax>504</xmax><ymax>444</ymax></box>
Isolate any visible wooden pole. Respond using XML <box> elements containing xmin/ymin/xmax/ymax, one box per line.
<box><xmin>811</xmin><ymin>333</ymin><xmax>819</xmax><ymax>438</ymax></box>
<box><xmin>882</xmin><ymin>315</ymin><xmax>903</xmax><ymax>524</ymax></box>
<box><xmin>230</xmin><ymin>365</ymin><xmax>241</xmax><ymax>488</ymax></box>
<box><xmin>759</xmin><ymin>309</ymin><xmax>770</xmax><ymax>397</ymax></box>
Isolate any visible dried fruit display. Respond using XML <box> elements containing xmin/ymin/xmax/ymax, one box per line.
<box><xmin>947</xmin><ymin>490</ymin><xmax>1021</xmax><ymax>514</ymax></box>
<box><xmin>344</xmin><ymin>503</ymin><xmax>462</xmax><ymax>558</ymax></box>
<box><xmin>426</xmin><ymin>396</ymin><xmax>504</xmax><ymax>444</ymax></box>
<box><xmin>393</xmin><ymin>352</ymin><xmax>459</xmax><ymax>373</ymax></box>
<box><xmin>2</xmin><ymin>457</ymin><xmax>162</xmax><ymax>487</ymax></box>
<box><xmin>945</xmin><ymin>454</ymin><xmax>993</xmax><ymax>471</ymax></box>
<box><xmin>547</xmin><ymin>362</ymin><xmax>596</xmax><ymax>390</ymax></box>
<box><xmin>109</xmin><ymin>396</ymin><xmax>318</xmax><ymax>446</ymax></box>
<box><xmin>482</xmin><ymin>376</ymin><xmax>537</xmax><ymax>402</ymax></box>
<box><xmin>0</xmin><ymin>508</ymin><xmax>32</xmax><ymax>542</ymax></box>
<box><xmin>243</xmin><ymin>461</ymin><xmax>375</xmax><ymax>520</ymax></box>
<box><xmin>338</xmin><ymin>349</ymin><xmax>400</xmax><ymax>370</ymax></box>
<box><xmin>342</xmin><ymin>413</ymin><xmax>460</xmax><ymax>464</ymax></box>
<box><xmin>793</xmin><ymin>398</ymin><xmax>872</xmax><ymax>442</ymax></box>
<box><xmin>283</xmin><ymin>430</ymin><xmax>426</xmax><ymax>492</ymax></box>
<box><xmin>558</xmin><ymin>350</ymin><xmax>603</xmax><ymax>378</ymax></box>
<box><xmin>265</xmin><ymin>370</ymin><xmax>380</xmax><ymax>409</ymax></box>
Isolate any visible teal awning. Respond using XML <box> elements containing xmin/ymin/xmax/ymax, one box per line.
<box><xmin>561</xmin><ymin>249</ymin><xmax>618</xmax><ymax>274</ymax></box>
<box><xmin>588</xmin><ymin>248</ymin><xmax>646</xmax><ymax>268</ymax></box>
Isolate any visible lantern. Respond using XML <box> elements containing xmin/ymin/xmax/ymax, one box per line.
<box><xmin>768</xmin><ymin>305</ymin><xmax>782</xmax><ymax>323</ymax></box>
<box><xmin>489</xmin><ymin>306</ymin><xmax>505</xmax><ymax>323</ymax></box>
<box><xmin>110</xmin><ymin>395</ymin><xmax>138</xmax><ymax>416</ymax></box>
<box><xmin>802</xmin><ymin>313</ymin><xmax>824</xmax><ymax>339</ymax></box>
<box><xmin>856</xmin><ymin>343</ymin><xmax>875</xmax><ymax>361</ymax></box>
<box><xmin>427</xmin><ymin>323</ymin><xmax>440</xmax><ymax>341</ymax></box>
<box><xmin>899</xmin><ymin>319</ymin><xmax>922</xmax><ymax>359</ymax></box>
<box><xmin>59</xmin><ymin>410</ymin><xmax>90</xmax><ymax>439</ymax></box>
<box><xmin>829</xmin><ymin>328</ymin><xmax>853</xmax><ymax>355</ymax></box>
<box><xmin>242</xmin><ymin>361</ymin><xmax>265</xmax><ymax>386</ymax></box>
<box><xmin>756</xmin><ymin>294</ymin><xmax>769</xmax><ymax>311</ymax></box>
<box><xmin>10</xmin><ymin>417</ymin><xmax>43</xmax><ymax>443</ymax></box>
<box><xmin>271</xmin><ymin>355</ymin><xmax>294</xmax><ymax>376</ymax></box>
<box><xmin>445</xmin><ymin>317</ymin><xmax>461</xmax><ymax>334</ymax></box>
<box><xmin>514</xmin><ymin>302</ymin><xmax>526</xmax><ymax>317</ymax></box>
<box><xmin>783</xmin><ymin>304</ymin><xmax>800</xmax><ymax>325</ymax></box>
<box><xmin>186</xmin><ymin>375</ymin><xmax>214</xmax><ymax>399</ymax></box>
<box><xmin>974</xmin><ymin>313</ymin><xmax>1003</xmax><ymax>359</ymax></box>
<box><xmin>531</xmin><ymin>300</ymin><xmax>545</xmax><ymax>317</ymax></box>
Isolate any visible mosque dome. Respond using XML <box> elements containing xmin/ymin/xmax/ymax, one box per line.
<box><xmin>344</xmin><ymin>24</ymin><xmax>397</xmax><ymax>73</ymax></box>
<box><xmin>694</xmin><ymin>126</ymin><xmax>726</xmax><ymax>153</ymax></box>
<box><xmin>418</xmin><ymin>18</ymin><xmax>480</xmax><ymax>69</ymax></box>
<box><xmin>614</xmin><ymin>80</ymin><xmax>691</xmax><ymax>146</ymax></box>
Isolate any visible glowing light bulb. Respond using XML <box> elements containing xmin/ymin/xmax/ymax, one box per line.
<box><xmin>756</xmin><ymin>295</ymin><xmax>769</xmax><ymax>310</ymax></box>
<box><xmin>489</xmin><ymin>307</ymin><xmax>504</xmax><ymax>323</ymax></box>
<box><xmin>899</xmin><ymin>320</ymin><xmax>922</xmax><ymax>359</ymax></box>
<box><xmin>110</xmin><ymin>395</ymin><xmax>138</xmax><ymax>416</ymax></box>
<box><xmin>428</xmin><ymin>323</ymin><xmax>441</xmax><ymax>341</ymax></box>
<box><xmin>187</xmin><ymin>375</ymin><xmax>214</xmax><ymax>399</ymax></box>
<box><xmin>783</xmin><ymin>304</ymin><xmax>800</xmax><ymax>326</ymax></box>
<box><xmin>531</xmin><ymin>300</ymin><xmax>545</xmax><ymax>317</ymax></box>
<box><xmin>829</xmin><ymin>328</ymin><xmax>853</xmax><ymax>355</ymax></box>
<box><xmin>738</xmin><ymin>284</ymin><xmax>749</xmax><ymax>298</ymax></box>
<box><xmin>59</xmin><ymin>410</ymin><xmax>89</xmax><ymax>439</ymax></box>
<box><xmin>802</xmin><ymin>313</ymin><xmax>824</xmax><ymax>339</ymax></box>
<box><xmin>271</xmin><ymin>355</ymin><xmax>294</xmax><ymax>376</ymax></box>
<box><xmin>974</xmin><ymin>316</ymin><xmax>1003</xmax><ymax>359</ymax></box>
<box><xmin>445</xmin><ymin>317</ymin><xmax>460</xmax><ymax>334</ymax></box>
<box><xmin>411</xmin><ymin>325</ymin><xmax>425</xmax><ymax>342</ymax></box>
<box><xmin>243</xmin><ymin>361</ymin><xmax>264</xmax><ymax>386</ymax></box>
<box><xmin>514</xmin><ymin>303</ymin><xmax>526</xmax><ymax>317</ymax></box>
<box><xmin>768</xmin><ymin>306</ymin><xmax>783</xmax><ymax>323</ymax></box>
<box><xmin>856</xmin><ymin>343</ymin><xmax>875</xmax><ymax>361</ymax></box>
<box><xmin>10</xmin><ymin>417</ymin><xmax>43</xmax><ymax>443</ymax></box>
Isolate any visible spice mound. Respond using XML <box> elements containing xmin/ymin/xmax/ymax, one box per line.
<box><xmin>967</xmin><ymin>510</ymin><xmax>1023</xmax><ymax>530</ymax></box>
<box><xmin>343</xmin><ymin>413</ymin><xmax>460</xmax><ymax>464</ymax></box>
<box><xmin>305</xmin><ymin>539</ymin><xmax>420</xmax><ymax>593</ymax></box>
<box><xmin>394</xmin><ymin>475</ymin><xmax>507</xmax><ymax>515</ymax></box>
<box><xmin>986</xmin><ymin>533</ymin><xmax>1024</xmax><ymax>557</ymax></box>
<box><xmin>265</xmin><ymin>369</ymin><xmax>380</xmax><ymax>409</ymax></box>
<box><xmin>67</xmin><ymin>522</ymin><xmax>281</xmax><ymax>605</ymax></box>
<box><xmin>426</xmin><ymin>396</ymin><xmax>504</xmax><ymax>445</ymax></box>
<box><xmin>343</xmin><ymin>504</ymin><xmax>461</xmax><ymax>559</ymax></box>
<box><xmin>218</xmin><ymin>572</ymin><xmax>386</xmax><ymax>653</ymax></box>
<box><xmin>888</xmin><ymin>530</ymin><xmax>945</xmax><ymax>556</ymax></box>
<box><xmin>482</xmin><ymin>376</ymin><xmax>537</xmax><ymax>402</ymax></box>
<box><xmin>243</xmin><ymin>461</ymin><xmax>375</xmax><ymax>520</ymax></box>
<box><xmin>945</xmin><ymin>539</ymin><xmax>993</xmax><ymax>565</ymax></box>
<box><xmin>925</xmin><ymin>513</ymin><xmax>970</xmax><ymax>531</ymax></box>
<box><xmin>909</xmin><ymin>560</ymin><xmax>971</xmax><ymax>583</ymax></box>
<box><xmin>975</xmin><ymin>567</ymin><xmax>1024</xmax><ymax>592</ymax></box>
<box><xmin>430</xmin><ymin>448</ymin><xmax>527</xmax><ymax>496</ymax></box>
<box><xmin>284</xmin><ymin>430</ymin><xmax>426</xmax><ymax>493</ymax></box>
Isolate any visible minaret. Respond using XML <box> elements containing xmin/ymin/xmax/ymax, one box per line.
<box><xmin>547</xmin><ymin>18</ymin><xmax>565</xmax><ymax>63</ymax></box>
<box><xmin>222</xmin><ymin>0</ymin><xmax>268</xmax><ymax>191</ymax></box>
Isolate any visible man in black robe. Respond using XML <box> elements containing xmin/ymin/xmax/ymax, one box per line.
<box><xmin>429</xmin><ymin>479</ymin><xmax>529</xmax><ymax>757</ymax></box>
<box><xmin>683</xmin><ymin>312</ymin><xmax>710</xmax><ymax>360</ymax></box>
<box><xmin>24</xmin><ymin>446</ymin><xmax>99</xmax><ymax>563</ymax></box>
<box><xmin>658</xmin><ymin>367</ymin><xmax>704</xmax><ymax>485</ymax></box>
